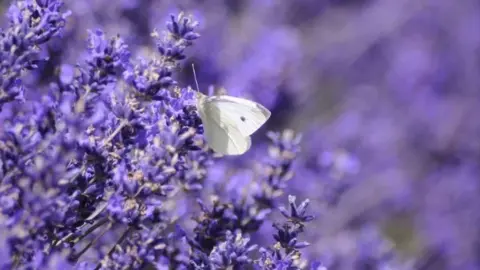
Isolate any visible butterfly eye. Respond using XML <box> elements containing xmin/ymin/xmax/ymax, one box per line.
<box><xmin>240</xmin><ymin>116</ymin><xmax>246</xmax><ymax>122</ymax></box>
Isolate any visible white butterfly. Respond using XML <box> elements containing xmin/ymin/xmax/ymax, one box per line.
<box><xmin>196</xmin><ymin>91</ymin><xmax>271</xmax><ymax>155</ymax></box>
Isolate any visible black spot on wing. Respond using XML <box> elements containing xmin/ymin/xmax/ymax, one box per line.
<box><xmin>240</xmin><ymin>116</ymin><xmax>246</xmax><ymax>122</ymax></box>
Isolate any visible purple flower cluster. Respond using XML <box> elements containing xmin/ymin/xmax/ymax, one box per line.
<box><xmin>0</xmin><ymin>1</ymin><xmax>322</xmax><ymax>269</ymax></box>
<box><xmin>0</xmin><ymin>0</ymin><xmax>70</xmax><ymax>110</ymax></box>
<box><xmin>2</xmin><ymin>0</ymin><xmax>474</xmax><ymax>269</ymax></box>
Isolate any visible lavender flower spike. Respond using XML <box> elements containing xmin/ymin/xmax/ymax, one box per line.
<box><xmin>0</xmin><ymin>0</ymin><xmax>70</xmax><ymax>110</ymax></box>
<box><xmin>255</xmin><ymin>195</ymin><xmax>316</xmax><ymax>270</ymax></box>
<box><xmin>254</xmin><ymin>129</ymin><xmax>302</xmax><ymax>208</ymax></box>
<box><xmin>278</xmin><ymin>195</ymin><xmax>315</xmax><ymax>225</ymax></box>
<box><xmin>125</xmin><ymin>13</ymin><xmax>201</xmax><ymax>98</ymax></box>
<box><xmin>209</xmin><ymin>230</ymin><xmax>258</xmax><ymax>269</ymax></box>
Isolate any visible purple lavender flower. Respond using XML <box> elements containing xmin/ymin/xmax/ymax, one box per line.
<box><xmin>256</xmin><ymin>247</ymin><xmax>300</xmax><ymax>270</ymax></box>
<box><xmin>154</xmin><ymin>226</ymin><xmax>191</xmax><ymax>269</ymax></box>
<box><xmin>122</xmin><ymin>57</ymin><xmax>175</xmax><ymax>98</ymax></box>
<box><xmin>161</xmin><ymin>13</ymin><xmax>200</xmax><ymax>56</ymax></box>
<box><xmin>279</xmin><ymin>195</ymin><xmax>315</xmax><ymax>225</ymax></box>
<box><xmin>124</xmin><ymin>13</ymin><xmax>200</xmax><ymax>99</ymax></box>
<box><xmin>97</xmin><ymin>225</ymin><xmax>187</xmax><ymax>270</ymax></box>
<box><xmin>190</xmin><ymin>197</ymin><xmax>237</xmax><ymax>253</ymax></box>
<box><xmin>253</xmin><ymin>129</ymin><xmax>302</xmax><ymax>208</ymax></box>
<box><xmin>0</xmin><ymin>0</ymin><xmax>390</xmax><ymax>268</ymax></box>
<box><xmin>255</xmin><ymin>196</ymin><xmax>315</xmax><ymax>270</ymax></box>
<box><xmin>0</xmin><ymin>7</ymin><xmax>137</xmax><ymax>268</ymax></box>
<box><xmin>230</xmin><ymin>196</ymin><xmax>272</xmax><ymax>233</ymax></box>
<box><xmin>209</xmin><ymin>230</ymin><xmax>258</xmax><ymax>269</ymax></box>
<box><xmin>0</xmin><ymin>0</ymin><xmax>70</xmax><ymax>110</ymax></box>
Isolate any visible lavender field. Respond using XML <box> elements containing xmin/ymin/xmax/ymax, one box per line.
<box><xmin>1</xmin><ymin>0</ymin><xmax>478</xmax><ymax>269</ymax></box>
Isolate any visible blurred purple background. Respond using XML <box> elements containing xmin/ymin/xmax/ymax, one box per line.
<box><xmin>2</xmin><ymin>0</ymin><xmax>480</xmax><ymax>269</ymax></box>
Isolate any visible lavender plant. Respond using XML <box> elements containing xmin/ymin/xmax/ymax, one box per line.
<box><xmin>0</xmin><ymin>0</ymin><xmax>70</xmax><ymax>110</ymax></box>
<box><xmin>6</xmin><ymin>0</ymin><xmax>471</xmax><ymax>269</ymax></box>
<box><xmin>0</xmin><ymin>1</ymin><xmax>323</xmax><ymax>269</ymax></box>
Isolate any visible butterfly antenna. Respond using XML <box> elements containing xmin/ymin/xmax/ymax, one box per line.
<box><xmin>191</xmin><ymin>63</ymin><xmax>200</xmax><ymax>92</ymax></box>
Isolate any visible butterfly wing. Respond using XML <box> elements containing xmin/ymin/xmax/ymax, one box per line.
<box><xmin>197</xmin><ymin>96</ymin><xmax>252</xmax><ymax>155</ymax></box>
<box><xmin>204</xmin><ymin>95</ymin><xmax>271</xmax><ymax>137</ymax></box>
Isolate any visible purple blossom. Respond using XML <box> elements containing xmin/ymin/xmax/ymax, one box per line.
<box><xmin>209</xmin><ymin>230</ymin><xmax>258</xmax><ymax>268</ymax></box>
<box><xmin>279</xmin><ymin>195</ymin><xmax>315</xmax><ymax>225</ymax></box>
<box><xmin>253</xmin><ymin>129</ymin><xmax>302</xmax><ymax>208</ymax></box>
<box><xmin>254</xmin><ymin>196</ymin><xmax>316</xmax><ymax>270</ymax></box>
<box><xmin>1</xmin><ymin>4</ymin><xmax>308</xmax><ymax>267</ymax></box>
<box><xmin>0</xmin><ymin>0</ymin><xmax>70</xmax><ymax>110</ymax></box>
<box><xmin>123</xmin><ymin>57</ymin><xmax>175</xmax><ymax>98</ymax></box>
<box><xmin>2</xmin><ymin>0</ymin><xmax>471</xmax><ymax>269</ymax></box>
<box><xmin>123</xmin><ymin>13</ymin><xmax>200</xmax><ymax>99</ymax></box>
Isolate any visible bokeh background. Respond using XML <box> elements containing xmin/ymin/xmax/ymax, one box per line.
<box><xmin>2</xmin><ymin>0</ymin><xmax>480</xmax><ymax>269</ymax></box>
